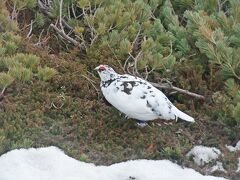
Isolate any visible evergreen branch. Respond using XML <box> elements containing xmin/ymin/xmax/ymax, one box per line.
<box><xmin>38</xmin><ymin>0</ymin><xmax>73</xmax><ymax>30</ymax></box>
<box><xmin>150</xmin><ymin>82</ymin><xmax>205</xmax><ymax>100</ymax></box>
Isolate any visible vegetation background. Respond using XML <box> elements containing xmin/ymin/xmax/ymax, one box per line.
<box><xmin>0</xmin><ymin>0</ymin><xmax>239</xmax><ymax>179</ymax></box>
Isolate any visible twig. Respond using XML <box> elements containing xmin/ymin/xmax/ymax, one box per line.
<box><xmin>50</xmin><ymin>23</ymin><xmax>81</xmax><ymax>47</ymax></box>
<box><xmin>132</xmin><ymin>27</ymin><xmax>141</xmax><ymax>49</ymax></box>
<box><xmin>81</xmin><ymin>75</ymin><xmax>100</xmax><ymax>98</ymax></box>
<box><xmin>218</xmin><ymin>0</ymin><xmax>228</xmax><ymax>12</ymax></box>
<box><xmin>34</xmin><ymin>29</ymin><xmax>50</xmax><ymax>47</ymax></box>
<box><xmin>27</xmin><ymin>20</ymin><xmax>34</xmax><ymax>38</ymax></box>
<box><xmin>128</xmin><ymin>51</ymin><xmax>143</xmax><ymax>78</ymax></box>
<box><xmin>82</xmin><ymin>7</ymin><xmax>98</xmax><ymax>45</ymax></box>
<box><xmin>144</xmin><ymin>66</ymin><xmax>155</xmax><ymax>80</ymax></box>
<box><xmin>38</xmin><ymin>0</ymin><xmax>72</xmax><ymax>30</ymax></box>
<box><xmin>123</xmin><ymin>56</ymin><xmax>131</xmax><ymax>74</ymax></box>
<box><xmin>59</xmin><ymin>0</ymin><xmax>64</xmax><ymax>30</ymax></box>
<box><xmin>38</xmin><ymin>0</ymin><xmax>51</xmax><ymax>16</ymax></box>
<box><xmin>150</xmin><ymin>82</ymin><xmax>205</xmax><ymax>100</ymax></box>
<box><xmin>71</xmin><ymin>3</ymin><xmax>77</xmax><ymax>18</ymax></box>
<box><xmin>1</xmin><ymin>87</ymin><xmax>6</xmax><ymax>95</ymax></box>
<box><xmin>106</xmin><ymin>42</ymin><xmax>126</xmax><ymax>73</ymax></box>
<box><xmin>11</xmin><ymin>3</ymin><xmax>17</xmax><ymax>20</ymax></box>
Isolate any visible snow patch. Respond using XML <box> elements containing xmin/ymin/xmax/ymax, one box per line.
<box><xmin>0</xmin><ymin>146</ymin><xmax>228</xmax><ymax>180</ymax></box>
<box><xmin>237</xmin><ymin>158</ymin><xmax>240</xmax><ymax>173</ymax></box>
<box><xmin>210</xmin><ymin>161</ymin><xmax>226</xmax><ymax>173</ymax></box>
<box><xmin>186</xmin><ymin>146</ymin><xmax>221</xmax><ymax>166</ymax></box>
<box><xmin>225</xmin><ymin>141</ymin><xmax>240</xmax><ymax>152</ymax></box>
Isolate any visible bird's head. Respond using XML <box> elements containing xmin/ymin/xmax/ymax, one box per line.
<box><xmin>95</xmin><ymin>65</ymin><xmax>117</xmax><ymax>81</ymax></box>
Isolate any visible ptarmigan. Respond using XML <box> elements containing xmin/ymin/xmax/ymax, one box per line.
<box><xmin>95</xmin><ymin>64</ymin><xmax>194</xmax><ymax>126</ymax></box>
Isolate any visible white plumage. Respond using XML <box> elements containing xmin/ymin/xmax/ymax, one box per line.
<box><xmin>95</xmin><ymin>65</ymin><xmax>194</xmax><ymax>125</ymax></box>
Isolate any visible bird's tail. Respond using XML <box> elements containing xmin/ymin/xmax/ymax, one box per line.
<box><xmin>173</xmin><ymin>107</ymin><xmax>195</xmax><ymax>122</ymax></box>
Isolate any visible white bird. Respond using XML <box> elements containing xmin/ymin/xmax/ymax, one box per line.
<box><xmin>95</xmin><ymin>65</ymin><xmax>195</xmax><ymax>126</ymax></box>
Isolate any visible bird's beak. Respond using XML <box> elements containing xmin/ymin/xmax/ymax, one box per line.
<box><xmin>94</xmin><ymin>66</ymin><xmax>99</xmax><ymax>71</ymax></box>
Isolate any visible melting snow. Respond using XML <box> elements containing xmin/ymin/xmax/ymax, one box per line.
<box><xmin>186</xmin><ymin>146</ymin><xmax>221</xmax><ymax>166</ymax></box>
<box><xmin>225</xmin><ymin>141</ymin><xmax>240</xmax><ymax>152</ymax></box>
<box><xmin>210</xmin><ymin>161</ymin><xmax>226</xmax><ymax>173</ymax></box>
<box><xmin>0</xmin><ymin>146</ymin><xmax>228</xmax><ymax>180</ymax></box>
<box><xmin>237</xmin><ymin>158</ymin><xmax>240</xmax><ymax>173</ymax></box>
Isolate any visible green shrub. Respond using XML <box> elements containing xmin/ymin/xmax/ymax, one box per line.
<box><xmin>37</xmin><ymin>67</ymin><xmax>58</xmax><ymax>81</ymax></box>
<box><xmin>159</xmin><ymin>146</ymin><xmax>182</xmax><ymax>160</ymax></box>
<box><xmin>0</xmin><ymin>2</ymin><xmax>57</xmax><ymax>93</ymax></box>
<box><xmin>34</xmin><ymin>12</ymin><xmax>45</xmax><ymax>27</ymax></box>
<box><xmin>0</xmin><ymin>72</ymin><xmax>14</xmax><ymax>91</ymax></box>
<box><xmin>19</xmin><ymin>67</ymin><xmax>32</xmax><ymax>82</ymax></box>
<box><xmin>13</xmin><ymin>53</ymin><xmax>40</xmax><ymax>69</ymax></box>
<box><xmin>0</xmin><ymin>32</ymin><xmax>21</xmax><ymax>55</ymax></box>
<box><xmin>11</xmin><ymin>0</ymin><xmax>37</xmax><ymax>11</ymax></box>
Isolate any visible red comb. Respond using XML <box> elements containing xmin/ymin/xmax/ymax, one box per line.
<box><xmin>99</xmin><ymin>65</ymin><xmax>106</xmax><ymax>71</ymax></box>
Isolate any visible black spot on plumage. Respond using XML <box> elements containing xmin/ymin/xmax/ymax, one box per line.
<box><xmin>120</xmin><ymin>81</ymin><xmax>139</xmax><ymax>95</ymax></box>
<box><xmin>140</xmin><ymin>95</ymin><xmax>146</xmax><ymax>99</ymax></box>
<box><xmin>147</xmin><ymin>86</ymin><xmax>151</xmax><ymax>89</ymax></box>
<box><xmin>120</xmin><ymin>84</ymin><xmax>131</xmax><ymax>95</ymax></box>
<box><xmin>101</xmin><ymin>78</ymin><xmax>118</xmax><ymax>88</ymax></box>
<box><xmin>150</xmin><ymin>106</ymin><xmax>162</xmax><ymax>116</ymax></box>
<box><xmin>121</xmin><ymin>76</ymin><xmax>128</xmax><ymax>79</ymax></box>
<box><xmin>129</xmin><ymin>81</ymin><xmax>138</xmax><ymax>87</ymax></box>
<box><xmin>151</xmin><ymin>95</ymin><xmax>155</xmax><ymax>97</ymax></box>
<box><xmin>146</xmin><ymin>100</ymin><xmax>151</xmax><ymax>108</ymax></box>
<box><xmin>168</xmin><ymin>104</ymin><xmax>172</xmax><ymax>114</ymax></box>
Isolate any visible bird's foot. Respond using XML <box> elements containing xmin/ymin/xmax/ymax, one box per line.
<box><xmin>136</xmin><ymin>120</ymin><xmax>148</xmax><ymax>128</ymax></box>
